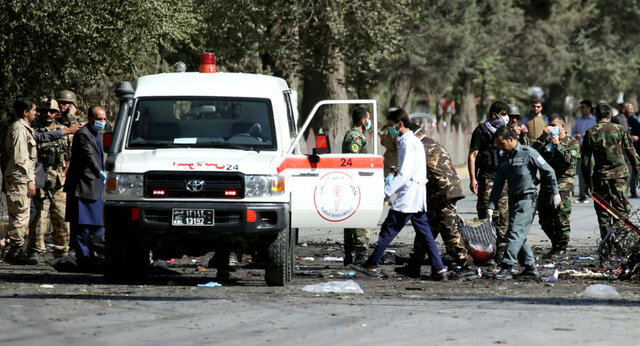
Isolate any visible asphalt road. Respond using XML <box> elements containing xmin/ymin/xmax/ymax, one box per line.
<box><xmin>1</xmin><ymin>178</ymin><xmax>640</xmax><ymax>345</ymax></box>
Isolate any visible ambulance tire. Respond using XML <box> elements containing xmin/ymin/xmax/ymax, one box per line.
<box><xmin>105</xmin><ymin>230</ymin><xmax>149</xmax><ymax>284</ymax></box>
<box><xmin>286</xmin><ymin>227</ymin><xmax>297</xmax><ymax>282</ymax></box>
<box><xmin>265</xmin><ymin>228</ymin><xmax>288</xmax><ymax>286</ymax></box>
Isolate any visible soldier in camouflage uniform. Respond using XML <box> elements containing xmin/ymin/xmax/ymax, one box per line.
<box><xmin>341</xmin><ymin>107</ymin><xmax>372</xmax><ymax>265</ymax></box>
<box><xmin>1</xmin><ymin>98</ymin><xmax>38</xmax><ymax>264</ymax></box>
<box><xmin>582</xmin><ymin>102</ymin><xmax>640</xmax><ymax>239</ymax></box>
<box><xmin>57</xmin><ymin>90</ymin><xmax>85</xmax><ymax>126</ymax></box>
<box><xmin>531</xmin><ymin>114</ymin><xmax>580</xmax><ymax>258</ymax></box>
<box><xmin>395</xmin><ymin>123</ymin><xmax>477</xmax><ymax>278</ymax></box>
<box><xmin>27</xmin><ymin>99</ymin><xmax>72</xmax><ymax>261</ymax></box>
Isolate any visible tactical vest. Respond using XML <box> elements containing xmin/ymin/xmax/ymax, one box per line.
<box><xmin>36</xmin><ymin>126</ymin><xmax>69</xmax><ymax>168</ymax></box>
<box><xmin>477</xmin><ymin>123</ymin><xmax>499</xmax><ymax>177</ymax></box>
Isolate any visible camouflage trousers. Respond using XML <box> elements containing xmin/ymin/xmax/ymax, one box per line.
<box><xmin>593</xmin><ymin>178</ymin><xmax>630</xmax><ymax>239</ymax></box>
<box><xmin>344</xmin><ymin>228</ymin><xmax>370</xmax><ymax>254</ymax></box>
<box><xmin>29</xmin><ymin>187</ymin><xmax>70</xmax><ymax>257</ymax></box>
<box><xmin>476</xmin><ymin>177</ymin><xmax>509</xmax><ymax>245</ymax></box>
<box><xmin>412</xmin><ymin>202</ymin><xmax>473</xmax><ymax>267</ymax></box>
<box><xmin>5</xmin><ymin>183</ymin><xmax>31</xmax><ymax>248</ymax></box>
<box><xmin>538</xmin><ymin>189</ymin><xmax>573</xmax><ymax>247</ymax></box>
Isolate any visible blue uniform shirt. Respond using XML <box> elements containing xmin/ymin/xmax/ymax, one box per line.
<box><xmin>488</xmin><ymin>142</ymin><xmax>558</xmax><ymax>210</ymax></box>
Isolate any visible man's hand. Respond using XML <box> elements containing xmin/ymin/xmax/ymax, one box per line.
<box><xmin>542</xmin><ymin>126</ymin><xmax>553</xmax><ymax>138</ymax></box>
<box><xmin>552</xmin><ymin>194</ymin><xmax>561</xmax><ymax>209</ymax></box>
<box><xmin>633</xmin><ymin>135</ymin><xmax>639</xmax><ymax>142</ymax></box>
<box><xmin>384</xmin><ymin>173</ymin><xmax>394</xmax><ymax>186</ymax></box>
<box><xmin>63</xmin><ymin>123</ymin><xmax>80</xmax><ymax>135</ymax></box>
<box><xmin>69</xmin><ymin>104</ymin><xmax>77</xmax><ymax>115</ymax></box>
<box><xmin>100</xmin><ymin>171</ymin><xmax>108</xmax><ymax>184</ymax></box>
<box><xmin>575</xmin><ymin>133</ymin><xmax>582</xmax><ymax>139</ymax></box>
<box><xmin>521</xmin><ymin>125</ymin><xmax>528</xmax><ymax>134</ymax></box>
<box><xmin>550</xmin><ymin>135</ymin><xmax>560</xmax><ymax>145</ymax></box>
<box><xmin>486</xmin><ymin>209</ymin><xmax>494</xmax><ymax>223</ymax></box>
<box><xmin>27</xmin><ymin>181</ymin><xmax>36</xmax><ymax>197</ymax></box>
<box><xmin>470</xmin><ymin>178</ymin><xmax>478</xmax><ymax>195</ymax></box>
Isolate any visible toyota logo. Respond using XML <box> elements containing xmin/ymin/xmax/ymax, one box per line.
<box><xmin>185</xmin><ymin>179</ymin><xmax>205</xmax><ymax>192</ymax></box>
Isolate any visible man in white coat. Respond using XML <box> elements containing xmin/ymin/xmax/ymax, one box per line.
<box><xmin>350</xmin><ymin>108</ymin><xmax>447</xmax><ymax>280</ymax></box>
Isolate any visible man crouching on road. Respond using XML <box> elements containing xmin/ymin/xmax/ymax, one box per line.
<box><xmin>489</xmin><ymin>126</ymin><xmax>559</xmax><ymax>280</ymax></box>
<box><xmin>350</xmin><ymin>108</ymin><xmax>446</xmax><ymax>280</ymax></box>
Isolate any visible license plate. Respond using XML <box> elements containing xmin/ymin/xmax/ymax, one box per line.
<box><xmin>172</xmin><ymin>208</ymin><xmax>214</xmax><ymax>226</ymax></box>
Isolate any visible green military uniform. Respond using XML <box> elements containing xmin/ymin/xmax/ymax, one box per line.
<box><xmin>532</xmin><ymin>134</ymin><xmax>580</xmax><ymax>249</ymax></box>
<box><xmin>341</xmin><ymin>126</ymin><xmax>370</xmax><ymax>262</ymax></box>
<box><xmin>28</xmin><ymin>123</ymin><xmax>72</xmax><ymax>257</ymax></box>
<box><xmin>581</xmin><ymin>120</ymin><xmax>640</xmax><ymax>238</ymax></box>
<box><xmin>412</xmin><ymin>137</ymin><xmax>473</xmax><ymax>267</ymax></box>
<box><xmin>488</xmin><ymin>143</ymin><xmax>558</xmax><ymax>267</ymax></box>
<box><xmin>2</xmin><ymin>119</ymin><xmax>37</xmax><ymax>258</ymax></box>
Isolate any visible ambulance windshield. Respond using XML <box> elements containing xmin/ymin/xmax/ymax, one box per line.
<box><xmin>127</xmin><ymin>97</ymin><xmax>276</xmax><ymax>151</ymax></box>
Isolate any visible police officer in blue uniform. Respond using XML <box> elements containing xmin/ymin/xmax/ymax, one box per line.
<box><xmin>487</xmin><ymin>126</ymin><xmax>560</xmax><ymax>280</ymax></box>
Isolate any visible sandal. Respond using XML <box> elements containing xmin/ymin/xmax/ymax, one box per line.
<box><xmin>348</xmin><ymin>264</ymin><xmax>378</xmax><ymax>277</ymax></box>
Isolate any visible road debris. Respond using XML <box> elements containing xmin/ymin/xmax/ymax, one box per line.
<box><xmin>302</xmin><ymin>280</ymin><xmax>364</xmax><ymax>294</ymax></box>
<box><xmin>197</xmin><ymin>281</ymin><xmax>222</xmax><ymax>287</ymax></box>
<box><xmin>577</xmin><ymin>284</ymin><xmax>621</xmax><ymax>299</ymax></box>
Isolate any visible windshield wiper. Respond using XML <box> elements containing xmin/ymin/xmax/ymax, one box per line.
<box><xmin>128</xmin><ymin>141</ymin><xmax>182</xmax><ymax>148</ymax></box>
<box><xmin>191</xmin><ymin>141</ymin><xmax>253</xmax><ymax>151</ymax></box>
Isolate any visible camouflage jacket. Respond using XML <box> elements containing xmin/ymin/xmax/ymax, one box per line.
<box><xmin>36</xmin><ymin>123</ymin><xmax>71</xmax><ymax>186</ymax></box>
<box><xmin>532</xmin><ymin>134</ymin><xmax>580</xmax><ymax>191</ymax></box>
<box><xmin>342</xmin><ymin>126</ymin><xmax>367</xmax><ymax>154</ymax></box>
<box><xmin>422</xmin><ymin>137</ymin><xmax>465</xmax><ymax>205</ymax></box>
<box><xmin>581</xmin><ymin>120</ymin><xmax>640</xmax><ymax>182</ymax></box>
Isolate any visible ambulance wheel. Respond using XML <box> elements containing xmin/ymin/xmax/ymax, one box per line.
<box><xmin>265</xmin><ymin>228</ymin><xmax>288</xmax><ymax>286</ymax></box>
<box><xmin>105</xmin><ymin>231</ymin><xmax>149</xmax><ymax>284</ymax></box>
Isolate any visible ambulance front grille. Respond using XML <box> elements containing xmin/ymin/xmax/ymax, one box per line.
<box><xmin>145</xmin><ymin>171</ymin><xmax>244</xmax><ymax>198</ymax></box>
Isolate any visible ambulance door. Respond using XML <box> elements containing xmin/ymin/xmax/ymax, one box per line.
<box><xmin>281</xmin><ymin>100</ymin><xmax>384</xmax><ymax>228</ymax></box>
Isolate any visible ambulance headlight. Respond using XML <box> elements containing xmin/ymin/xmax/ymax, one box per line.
<box><xmin>105</xmin><ymin>174</ymin><xmax>144</xmax><ymax>196</ymax></box>
<box><xmin>245</xmin><ymin>175</ymin><xmax>284</xmax><ymax>197</ymax></box>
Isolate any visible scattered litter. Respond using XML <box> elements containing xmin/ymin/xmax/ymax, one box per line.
<box><xmin>302</xmin><ymin>243</ymin><xmax>308</xmax><ymax>247</ymax></box>
<box><xmin>56</xmin><ymin>318</ymin><xmax>69</xmax><ymax>322</ymax></box>
<box><xmin>323</xmin><ymin>256</ymin><xmax>344</xmax><ymax>262</ymax></box>
<box><xmin>302</xmin><ymin>257</ymin><xmax>315</xmax><ymax>261</ymax></box>
<box><xmin>571</xmin><ymin>256</ymin><xmax>594</xmax><ymax>260</ymax></box>
<box><xmin>542</xmin><ymin>263</ymin><xmax>555</xmax><ymax>268</ymax></box>
<box><xmin>577</xmin><ymin>284</ymin><xmax>621</xmax><ymax>299</ymax></box>
<box><xmin>559</xmin><ymin>269</ymin><xmax>608</xmax><ymax>279</ymax></box>
<box><xmin>545</xmin><ymin>269</ymin><xmax>559</xmax><ymax>283</ymax></box>
<box><xmin>384</xmin><ymin>249</ymin><xmax>396</xmax><ymax>253</ymax></box>
<box><xmin>196</xmin><ymin>266</ymin><xmax>208</xmax><ymax>272</ymax></box>
<box><xmin>477</xmin><ymin>268</ymin><xmax>482</xmax><ymax>278</ymax></box>
<box><xmin>302</xmin><ymin>280</ymin><xmax>364</xmax><ymax>294</ymax></box>
<box><xmin>166</xmin><ymin>258</ymin><xmax>176</xmax><ymax>264</ymax></box>
<box><xmin>380</xmin><ymin>251</ymin><xmax>396</xmax><ymax>264</ymax></box>
<box><xmin>345</xmin><ymin>272</ymin><xmax>356</xmax><ymax>276</ymax></box>
<box><xmin>191</xmin><ymin>259</ymin><xmax>197</xmax><ymax>263</ymax></box>
<box><xmin>39</xmin><ymin>284</ymin><xmax>54</xmax><ymax>289</ymax></box>
<box><xmin>197</xmin><ymin>281</ymin><xmax>222</xmax><ymax>287</ymax></box>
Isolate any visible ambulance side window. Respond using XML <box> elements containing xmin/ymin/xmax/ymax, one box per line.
<box><xmin>284</xmin><ymin>91</ymin><xmax>297</xmax><ymax>138</ymax></box>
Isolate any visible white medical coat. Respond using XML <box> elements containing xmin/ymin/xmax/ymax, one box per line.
<box><xmin>384</xmin><ymin>130</ymin><xmax>428</xmax><ymax>213</ymax></box>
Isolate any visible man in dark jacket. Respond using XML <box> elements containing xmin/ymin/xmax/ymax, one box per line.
<box><xmin>64</xmin><ymin>105</ymin><xmax>108</xmax><ymax>268</ymax></box>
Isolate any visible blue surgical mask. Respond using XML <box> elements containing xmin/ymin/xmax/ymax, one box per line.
<box><xmin>388</xmin><ymin>126</ymin><xmax>399</xmax><ymax>138</ymax></box>
<box><xmin>364</xmin><ymin>119</ymin><xmax>372</xmax><ymax>131</ymax></box>
<box><xmin>92</xmin><ymin>120</ymin><xmax>106</xmax><ymax>132</ymax></box>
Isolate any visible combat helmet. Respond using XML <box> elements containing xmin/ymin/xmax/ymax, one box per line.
<box><xmin>57</xmin><ymin>90</ymin><xmax>77</xmax><ymax>106</ymax></box>
<box><xmin>38</xmin><ymin>97</ymin><xmax>60</xmax><ymax>113</ymax></box>
<box><xmin>508</xmin><ymin>104</ymin><xmax>521</xmax><ymax>119</ymax></box>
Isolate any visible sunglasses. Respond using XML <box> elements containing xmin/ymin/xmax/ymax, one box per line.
<box><xmin>40</xmin><ymin>109</ymin><xmax>58</xmax><ymax>114</ymax></box>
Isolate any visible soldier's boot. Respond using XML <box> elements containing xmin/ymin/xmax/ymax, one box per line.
<box><xmin>453</xmin><ymin>264</ymin><xmax>479</xmax><ymax>279</ymax></box>
<box><xmin>354</xmin><ymin>251</ymin><xmax>367</xmax><ymax>266</ymax></box>
<box><xmin>542</xmin><ymin>244</ymin><xmax>558</xmax><ymax>259</ymax></box>
<box><xmin>494</xmin><ymin>264</ymin><xmax>513</xmax><ymax>280</ymax></box>
<box><xmin>2</xmin><ymin>245</ymin><xmax>28</xmax><ymax>265</ymax></box>
<box><xmin>518</xmin><ymin>264</ymin><xmax>540</xmax><ymax>280</ymax></box>
<box><xmin>394</xmin><ymin>259</ymin><xmax>421</xmax><ymax>279</ymax></box>
<box><xmin>24</xmin><ymin>251</ymin><xmax>41</xmax><ymax>265</ymax></box>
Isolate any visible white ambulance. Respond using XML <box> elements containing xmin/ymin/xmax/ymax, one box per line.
<box><xmin>103</xmin><ymin>53</ymin><xmax>384</xmax><ymax>285</ymax></box>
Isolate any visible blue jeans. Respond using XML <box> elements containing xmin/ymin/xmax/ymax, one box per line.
<box><xmin>366</xmin><ymin>209</ymin><xmax>444</xmax><ymax>271</ymax></box>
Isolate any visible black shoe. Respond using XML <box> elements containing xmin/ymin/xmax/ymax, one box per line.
<box><xmin>24</xmin><ymin>252</ymin><xmax>40</xmax><ymax>265</ymax></box>
<box><xmin>430</xmin><ymin>271</ymin><xmax>448</xmax><ymax>281</ymax></box>
<box><xmin>518</xmin><ymin>264</ymin><xmax>540</xmax><ymax>279</ymax></box>
<box><xmin>494</xmin><ymin>265</ymin><xmax>513</xmax><ymax>280</ymax></box>
<box><xmin>453</xmin><ymin>265</ymin><xmax>479</xmax><ymax>279</ymax></box>
<box><xmin>542</xmin><ymin>247</ymin><xmax>558</xmax><ymax>259</ymax></box>
<box><xmin>394</xmin><ymin>264</ymin><xmax>421</xmax><ymax>278</ymax></box>
<box><xmin>2</xmin><ymin>246</ymin><xmax>28</xmax><ymax>265</ymax></box>
<box><xmin>354</xmin><ymin>252</ymin><xmax>367</xmax><ymax>266</ymax></box>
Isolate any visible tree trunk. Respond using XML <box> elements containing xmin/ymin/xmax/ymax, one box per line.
<box><xmin>389</xmin><ymin>72</ymin><xmax>414</xmax><ymax>112</ymax></box>
<box><xmin>547</xmin><ymin>82</ymin><xmax>566</xmax><ymax>115</ymax></box>
<box><xmin>457</xmin><ymin>72</ymin><xmax>476</xmax><ymax>129</ymax></box>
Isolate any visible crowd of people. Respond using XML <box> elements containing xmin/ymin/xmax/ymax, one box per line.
<box><xmin>1</xmin><ymin>93</ymin><xmax>108</xmax><ymax>271</ymax></box>
<box><xmin>350</xmin><ymin>99</ymin><xmax>640</xmax><ymax>281</ymax></box>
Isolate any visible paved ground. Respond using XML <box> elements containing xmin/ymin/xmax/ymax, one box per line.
<box><xmin>1</xmin><ymin>177</ymin><xmax>640</xmax><ymax>345</ymax></box>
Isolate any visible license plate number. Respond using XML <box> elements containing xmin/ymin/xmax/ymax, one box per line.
<box><xmin>172</xmin><ymin>208</ymin><xmax>214</xmax><ymax>226</ymax></box>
